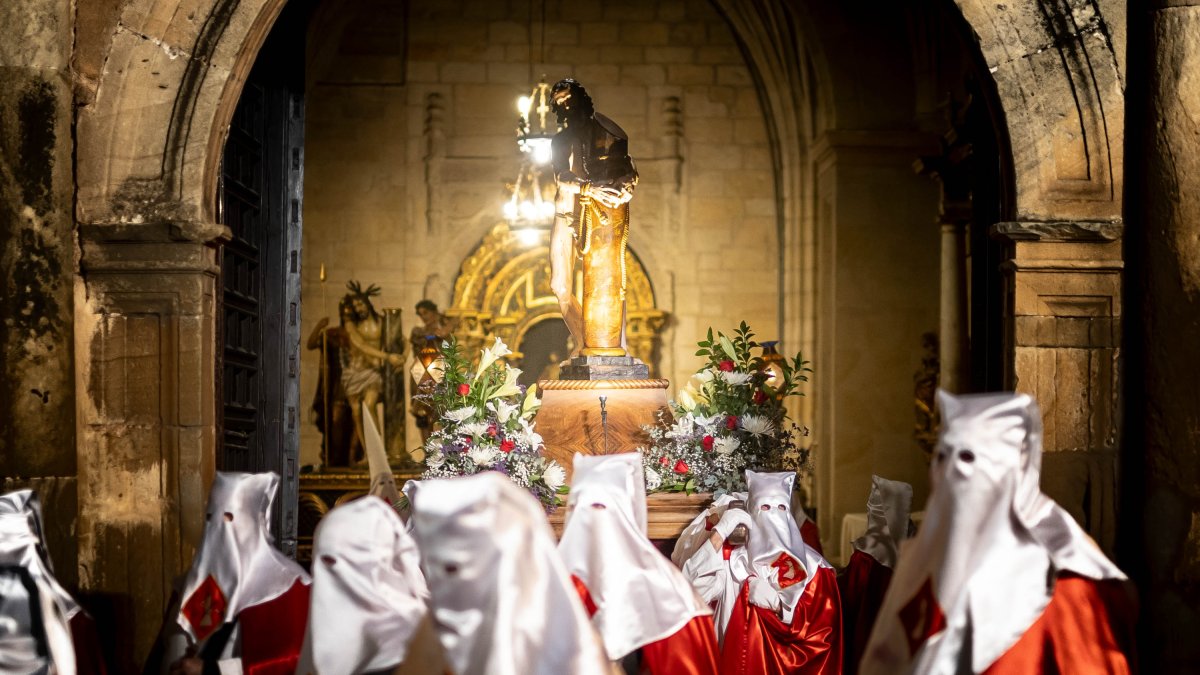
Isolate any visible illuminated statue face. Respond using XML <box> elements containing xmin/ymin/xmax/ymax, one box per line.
<box><xmin>351</xmin><ymin>297</ymin><xmax>370</xmax><ymax>321</ymax></box>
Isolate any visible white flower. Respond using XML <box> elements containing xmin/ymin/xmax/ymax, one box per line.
<box><xmin>693</xmin><ymin>413</ymin><xmax>722</xmax><ymax>431</ymax></box>
<box><xmin>689</xmin><ymin>370</ymin><xmax>715</xmax><ymax>390</ymax></box>
<box><xmin>460</xmin><ymin>422</ymin><xmax>490</xmax><ymax>438</ymax></box>
<box><xmin>713</xmin><ymin>436</ymin><xmax>741</xmax><ymax>455</ymax></box>
<box><xmin>489</xmin><ymin>367</ymin><xmax>521</xmax><ymax>400</ymax></box>
<box><xmin>443</xmin><ymin>406</ymin><xmax>477</xmax><ymax>423</ymax></box>
<box><xmin>645</xmin><ymin>467</ymin><xmax>662</xmax><ymax>491</ymax></box>
<box><xmin>475</xmin><ymin>337</ymin><xmax>513</xmax><ymax>379</ymax></box>
<box><xmin>425</xmin><ymin>452</ymin><xmax>445</xmax><ymax>470</ymax></box>
<box><xmin>468</xmin><ymin>445</ymin><xmax>498</xmax><ymax>466</ymax></box>
<box><xmin>488</xmin><ymin>399</ymin><xmax>519</xmax><ymax>424</ymax></box>
<box><xmin>717</xmin><ymin>370</ymin><xmax>754</xmax><ymax>386</ymax></box>
<box><xmin>741</xmin><ymin>414</ymin><xmax>775</xmax><ymax>438</ymax></box>
<box><xmin>516</xmin><ymin>418</ymin><xmax>544</xmax><ymax>450</ymax></box>
<box><xmin>667</xmin><ymin>414</ymin><xmax>695</xmax><ymax>438</ymax></box>
<box><xmin>542</xmin><ymin>462</ymin><xmax>566</xmax><ymax>491</ymax></box>
<box><xmin>677</xmin><ymin>388</ymin><xmax>699</xmax><ymax>412</ymax></box>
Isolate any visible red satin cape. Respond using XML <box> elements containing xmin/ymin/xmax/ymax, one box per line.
<box><xmin>983</xmin><ymin>574</ymin><xmax>1137</xmax><ymax>675</ymax></box>
<box><xmin>720</xmin><ymin>566</ymin><xmax>843</xmax><ymax>675</ymax></box>
<box><xmin>572</xmin><ymin>575</ymin><xmax>720</xmax><ymax>674</ymax></box>
<box><xmin>237</xmin><ymin>579</ymin><xmax>311</xmax><ymax>675</ymax></box>
<box><xmin>70</xmin><ymin>612</ymin><xmax>108</xmax><ymax>675</ymax></box>
<box><xmin>838</xmin><ymin>550</ymin><xmax>893</xmax><ymax>675</ymax></box>
<box><xmin>800</xmin><ymin>520</ymin><xmax>824</xmax><ymax>558</ymax></box>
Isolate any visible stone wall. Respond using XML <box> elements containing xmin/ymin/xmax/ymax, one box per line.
<box><xmin>299</xmin><ymin>0</ymin><xmax>781</xmax><ymax>463</ymax></box>
<box><xmin>0</xmin><ymin>0</ymin><xmax>78</xmax><ymax>586</ymax></box>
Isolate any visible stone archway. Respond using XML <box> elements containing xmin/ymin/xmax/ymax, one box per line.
<box><xmin>52</xmin><ymin>0</ymin><xmax>1129</xmax><ymax>666</ymax></box>
<box><xmin>446</xmin><ymin>221</ymin><xmax>667</xmax><ymax>375</ymax></box>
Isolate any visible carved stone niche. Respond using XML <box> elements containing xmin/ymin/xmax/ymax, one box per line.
<box><xmin>993</xmin><ymin>220</ymin><xmax>1122</xmax><ymax>554</ymax></box>
<box><xmin>445</xmin><ymin>222</ymin><xmax>668</xmax><ymax>372</ymax></box>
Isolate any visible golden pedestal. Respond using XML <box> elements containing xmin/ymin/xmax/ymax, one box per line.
<box><xmin>548</xmin><ymin>491</ymin><xmax>712</xmax><ymax>539</ymax></box>
<box><xmin>537</xmin><ymin>378</ymin><xmax>671</xmax><ymax>480</ymax></box>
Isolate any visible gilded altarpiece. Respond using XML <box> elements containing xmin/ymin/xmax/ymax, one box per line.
<box><xmin>446</xmin><ymin>222</ymin><xmax>667</xmax><ymax>374</ymax></box>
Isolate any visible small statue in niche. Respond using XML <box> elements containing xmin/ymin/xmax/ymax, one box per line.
<box><xmin>306</xmin><ymin>298</ymin><xmax>356</xmax><ymax>467</ymax></box>
<box><xmin>342</xmin><ymin>281</ymin><xmax>404</xmax><ymax>466</ymax></box>
<box><xmin>409</xmin><ymin>299</ymin><xmax>459</xmax><ymax>444</ymax></box>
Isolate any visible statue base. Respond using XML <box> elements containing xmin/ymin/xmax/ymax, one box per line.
<box><xmin>536</xmin><ymin>378</ymin><xmax>670</xmax><ymax>480</ymax></box>
<box><xmin>560</xmin><ymin>355</ymin><xmax>650</xmax><ymax>380</ymax></box>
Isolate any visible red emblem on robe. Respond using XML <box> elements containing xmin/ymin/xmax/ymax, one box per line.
<box><xmin>898</xmin><ymin>576</ymin><xmax>945</xmax><ymax>657</ymax></box>
<box><xmin>181</xmin><ymin>575</ymin><xmax>227</xmax><ymax>641</ymax></box>
<box><xmin>770</xmin><ymin>553</ymin><xmax>807</xmax><ymax>589</ymax></box>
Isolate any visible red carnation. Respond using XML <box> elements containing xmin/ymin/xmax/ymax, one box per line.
<box><xmin>702</xmin><ymin>435</ymin><xmax>715</xmax><ymax>452</ymax></box>
<box><xmin>660</xmin><ymin>456</ymin><xmax>670</xmax><ymax>467</ymax></box>
<box><xmin>718</xmin><ymin>360</ymin><xmax>735</xmax><ymax>372</ymax></box>
<box><xmin>461</xmin><ymin>436</ymin><xmax>472</xmax><ymax>446</ymax></box>
<box><xmin>500</xmin><ymin>439</ymin><xmax>515</xmax><ymax>453</ymax></box>
<box><xmin>726</xmin><ymin>416</ymin><xmax>738</xmax><ymax>430</ymax></box>
<box><xmin>673</xmin><ymin>459</ymin><xmax>689</xmax><ymax>474</ymax></box>
<box><xmin>753</xmin><ymin>390</ymin><xmax>767</xmax><ymax>405</ymax></box>
<box><xmin>457</xmin><ymin>383</ymin><xmax>470</xmax><ymax>396</ymax></box>
<box><xmin>487</xmin><ymin>424</ymin><xmax>498</xmax><ymax>437</ymax></box>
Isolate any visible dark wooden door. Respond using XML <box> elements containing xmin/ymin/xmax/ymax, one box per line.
<box><xmin>216</xmin><ymin>5</ymin><xmax>305</xmax><ymax>555</ymax></box>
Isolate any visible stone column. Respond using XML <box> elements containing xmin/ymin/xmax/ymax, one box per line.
<box><xmin>993</xmin><ymin>221</ymin><xmax>1121</xmax><ymax>554</ymax></box>
<box><xmin>75</xmin><ymin>222</ymin><xmax>223</xmax><ymax>670</ymax></box>
<box><xmin>1127</xmin><ymin>5</ymin><xmax>1200</xmax><ymax>670</ymax></box>
<box><xmin>937</xmin><ymin>202</ymin><xmax>971</xmax><ymax>393</ymax></box>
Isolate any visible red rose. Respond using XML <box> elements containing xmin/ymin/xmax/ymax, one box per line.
<box><xmin>487</xmin><ymin>424</ymin><xmax>498</xmax><ymax>437</ymax></box>
<box><xmin>702</xmin><ymin>435</ymin><xmax>715</xmax><ymax>451</ymax></box>
<box><xmin>718</xmin><ymin>360</ymin><xmax>735</xmax><ymax>372</ymax></box>
<box><xmin>726</xmin><ymin>416</ymin><xmax>738</xmax><ymax>430</ymax></box>
<box><xmin>457</xmin><ymin>383</ymin><xmax>470</xmax><ymax>396</ymax></box>
<box><xmin>673</xmin><ymin>459</ymin><xmax>689</xmax><ymax>474</ymax></box>
<box><xmin>500</xmin><ymin>439</ymin><xmax>515</xmax><ymax>453</ymax></box>
<box><xmin>753</xmin><ymin>390</ymin><xmax>767</xmax><ymax>405</ymax></box>
<box><xmin>461</xmin><ymin>436</ymin><xmax>472</xmax><ymax>446</ymax></box>
<box><xmin>660</xmin><ymin>456</ymin><xmax>670</xmax><ymax>466</ymax></box>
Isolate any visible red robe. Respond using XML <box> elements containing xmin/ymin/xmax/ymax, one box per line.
<box><xmin>799</xmin><ymin>519</ymin><xmax>824</xmax><ymax>558</ymax></box>
<box><xmin>572</xmin><ymin>575</ymin><xmax>720</xmax><ymax>675</ymax></box>
<box><xmin>237</xmin><ymin>579</ymin><xmax>311</xmax><ymax>675</ymax></box>
<box><xmin>983</xmin><ymin>573</ymin><xmax>1136</xmax><ymax>674</ymax></box>
<box><xmin>720</xmin><ymin>566</ymin><xmax>842</xmax><ymax>675</ymax></box>
<box><xmin>70</xmin><ymin>612</ymin><xmax>108</xmax><ymax>675</ymax></box>
<box><xmin>838</xmin><ymin>550</ymin><xmax>893</xmax><ymax>675</ymax></box>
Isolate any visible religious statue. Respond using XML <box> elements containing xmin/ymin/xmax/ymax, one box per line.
<box><xmin>306</xmin><ymin>298</ymin><xmax>356</xmax><ymax>467</ymax></box>
<box><xmin>409</xmin><ymin>299</ymin><xmax>459</xmax><ymax>443</ymax></box>
<box><xmin>342</xmin><ymin>281</ymin><xmax>404</xmax><ymax>466</ymax></box>
<box><xmin>548</xmin><ymin>78</ymin><xmax>640</xmax><ymax>368</ymax></box>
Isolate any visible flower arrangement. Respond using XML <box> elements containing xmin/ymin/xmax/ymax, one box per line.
<box><xmin>419</xmin><ymin>336</ymin><xmax>567</xmax><ymax>509</ymax></box>
<box><xmin>639</xmin><ymin>322</ymin><xmax>812</xmax><ymax>495</ymax></box>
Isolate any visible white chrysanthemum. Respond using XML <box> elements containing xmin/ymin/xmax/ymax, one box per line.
<box><xmin>741</xmin><ymin>414</ymin><xmax>775</xmax><ymax>438</ymax></box>
<box><xmin>468</xmin><ymin>445</ymin><xmax>498</xmax><ymax>466</ymax></box>
<box><xmin>443</xmin><ymin>406</ymin><xmax>477</xmax><ymax>423</ymax></box>
<box><xmin>713</xmin><ymin>436</ymin><xmax>741</xmax><ymax>455</ymax></box>
<box><xmin>645</xmin><ymin>467</ymin><xmax>662</xmax><ymax>491</ymax></box>
<box><xmin>542</xmin><ymin>462</ymin><xmax>566</xmax><ymax>491</ymax></box>
<box><xmin>425</xmin><ymin>452</ymin><xmax>446</xmax><ymax>470</ymax></box>
<box><xmin>717</xmin><ymin>370</ymin><xmax>754</xmax><ymax>386</ymax></box>
<box><xmin>459</xmin><ymin>422</ymin><xmax>490</xmax><ymax>438</ymax></box>
<box><xmin>487</xmin><ymin>399</ymin><xmax>519</xmax><ymax>424</ymax></box>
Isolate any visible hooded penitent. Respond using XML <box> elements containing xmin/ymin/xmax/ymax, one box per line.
<box><xmin>411</xmin><ymin>473</ymin><xmax>611</xmax><ymax>675</ymax></box>
<box><xmin>859</xmin><ymin>391</ymin><xmax>1133</xmax><ymax>675</ymax></box>
<box><xmin>840</xmin><ymin>476</ymin><xmax>913</xmax><ymax>675</ymax></box>
<box><xmin>298</xmin><ymin>496</ymin><xmax>434</xmax><ymax>674</ymax></box>
<box><xmin>175</xmin><ymin>472</ymin><xmax>310</xmax><ymax>672</ymax></box>
<box><xmin>559</xmin><ymin>453</ymin><xmax>718</xmax><ymax>672</ymax></box>
<box><xmin>0</xmin><ymin>492</ymin><xmax>76</xmax><ymax>674</ymax></box>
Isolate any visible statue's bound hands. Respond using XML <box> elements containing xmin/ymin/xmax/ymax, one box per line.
<box><xmin>591</xmin><ymin>185</ymin><xmax>631</xmax><ymax>209</ymax></box>
<box><xmin>387</xmin><ymin>353</ymin><xmax>403</xmax><ymax>367</ymax></box>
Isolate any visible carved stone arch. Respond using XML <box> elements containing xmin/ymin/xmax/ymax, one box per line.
<box><xmin>447</xmin><ymin>222</ymin><xmax>667</xmax><ymax>375</ymax></box>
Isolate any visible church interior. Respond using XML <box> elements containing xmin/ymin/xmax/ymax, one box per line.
<box><xmin>1</xmin><ymin>0</ymin><xmax>1197</xmax><ymax>672</ymax></box>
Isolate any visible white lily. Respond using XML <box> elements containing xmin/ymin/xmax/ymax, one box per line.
<box><xmin>474</xmin><ymin>337</ymin><xmax>513</xmax><ymax>381</ymax></box>
<box><xmin>488</xmin><ymin>366</ymin><xmax>522</xmax><ymax>400</ymax></box>
<box><xmin>521</xmin><ymin>382</ymin><xmax>541</xmax><ymax>418</ymax></box>
<box><xmin>644</xmin><ymin>466</ymin><xmax>662</xmax><ymax>490</ymax></box>
<box><xmin>677</xmin><ymin>388</ymin><xmax>698</xmax><ymax>412</ymax></box>
<box><xmin>542</xmin><ymin>462</ymin><xmax>566</xmax><ymax>491</ymax></box>
<box><xmin>443</xmin><ymin>406</ymin><xmax>477</xmax><ymax>423</ymax></box>
<box><xmin>713</xmin><ymin>436</ymin><xmax>741</xmax><ymax>455</ymax></box>
<box><xmin>517</xmin><ymin>418</ymin><xmax>544</xmax><ymax>449</ymax></box>
<box><xmin>717</xmin><ymin>370</ymin><xmax>754</xmax><ymax>386</ymax></box>
<box><xmin>487</xmin><ymin>399</ymin><xmax>519</xmax><ymax>424</ymax></box>
<box><xmin>741</xmin><ymin>414</ymin><xmax>776</xmax><ymax>438</ymax></box>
